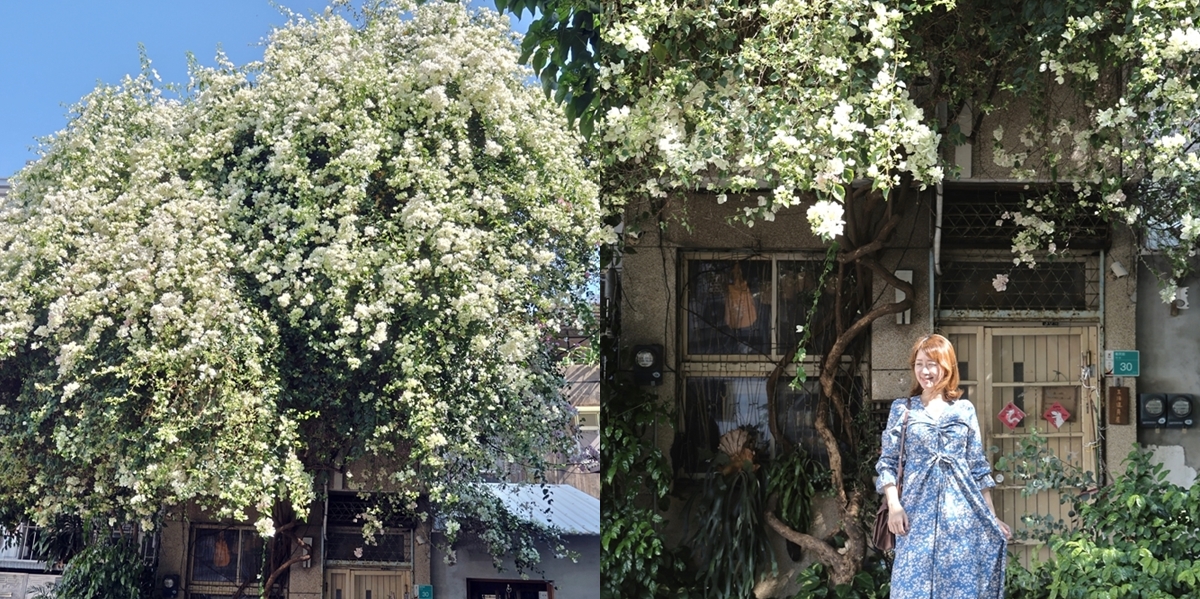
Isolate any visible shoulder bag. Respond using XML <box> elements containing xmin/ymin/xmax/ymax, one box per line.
<box><xmin>872</xmin><ymin>398</ymin><xmax>911</xmax><ymax>551</ymax></box>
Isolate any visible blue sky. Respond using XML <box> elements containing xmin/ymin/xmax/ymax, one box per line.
<box><xmin>0</xmin><ymin>1</ymin><xmax>529</xmax><ymax>179</ymax></box>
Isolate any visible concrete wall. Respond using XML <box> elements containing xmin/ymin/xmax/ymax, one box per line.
<box><xmin>1135</xmin><ymin>254</ymin><xmax>1200</xmax><ymax>488</ymax></box>
<box><xmin>429</xmin><ymin>533</ymin><xmax>599</xmax><ymax>599</ymax></box>
<box><xmin>870</xmin><ymin>194</ymin><xmax>934</xmax><ymax>400</ymax></box>
<box><xmin>1103</xmin><ymin>225</ymin><xmax>1141</xmax><ymax>479</ymax></box>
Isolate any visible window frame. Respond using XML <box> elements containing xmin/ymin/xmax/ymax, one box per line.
<box><xmin>677</xmin><ymin>251</ymin><xmax>850</xmax><ymax>473</ymax></box>
<box><xmin>187</xmin><ymin>524</ymin><xmax>270</xmax><ymax>598</ymax></box>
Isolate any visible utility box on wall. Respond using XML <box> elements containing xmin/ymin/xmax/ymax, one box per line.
<box><xmin>1139</xmin><ymin>393</ymin><xmax>1196</xmax><ymax>427</ymax></box>
<box><xmin>1167</xmin><ymin>394</ymin><xmax>1195</xmax><ymax>427</ymax></box>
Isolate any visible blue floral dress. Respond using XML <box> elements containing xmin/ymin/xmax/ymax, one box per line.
<box><xmin>875</xmin><ymin>397</ymin><xmax>1007</xmax><ymax>599</ymax></box>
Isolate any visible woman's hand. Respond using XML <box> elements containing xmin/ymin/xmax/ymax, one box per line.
<box><xmin>997</xmin><ymin>519</ymin><xmax>1012</xmax><ymax>540</ymax></box>
<box><xmin>888</xmin><ymin>503</ymin><xmax>910</xmax><ymax>536</ymax></box>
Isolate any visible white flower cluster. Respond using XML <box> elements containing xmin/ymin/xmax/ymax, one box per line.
<box><xmin>989</xmin><ymin>1</ymin><xmax>1200</xmax><ymax>293</ymax></box>
<box><xmin>0</xmin><ymin>1</ymin><xmax>598</xmax><ymax>543</ymax></box>
<box><xmin>595</xmin><ymin>0</ymin><xmax>941</xmax><ymax>235</ymax></box>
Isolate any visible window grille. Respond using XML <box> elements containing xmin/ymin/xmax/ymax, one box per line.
<box><xmin>679</xmin><ymin>253</ymin><xmax>857</xmax><ymax>473</ymax></box>
<box><xmin>937</xmin><ymin>252</ymin><xmax>1100</xmax><ymax>315</ymax></box>
<box><xmin>325</xmin><ymin>527</ymin><xmax>412</xmax><ymax>567</ymax></box>
<box><xmin>189</xmin><ymin>526</ymin><xmax>273</xmax><ymax>599</ymax></box>
<box><xmin>939</xmin><ymin>186</ymin><xmax>1109</xmax><ymax>250</ymax></box>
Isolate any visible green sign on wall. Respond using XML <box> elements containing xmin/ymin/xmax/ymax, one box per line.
<box><xmin>1105</xmin><ymin>350</ymin><xmax>1140</xmax><ymax>377</ymax></box>
<box><xmin>417</xmin><ymin>585</ymin><xmax>433</xmax><ymax>599</ymax></box>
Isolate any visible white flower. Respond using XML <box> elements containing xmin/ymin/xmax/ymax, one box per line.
<box><xmin>255</xmin><ymin>516</ymin><xmax>276</xmax><ymax>538</ymax></box>
<box><xmin>1181</xmin><ymin>213</ymin><xmax>1200</xmax><ymax>243</ymax></box>
<box><xmin>806</xmin><ymin>200</ymin><xmax>845</xmax><ymax>241</ymax></box>
<box><xmin>992</xmin><ymin>274</ymin><xmax>1009</xmax><ymax>292</ymax></box>
<box><xmin>1160</xmin><ymin>282</ymin><xmax>1179</xmax><ymax>305</ymax></box>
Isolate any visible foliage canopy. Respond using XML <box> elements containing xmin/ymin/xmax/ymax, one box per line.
<box><xmin>0</xmin><ymin>0</ymin><xmax>599</xmax><ymax>569</ymax></box>
<box><xmin>519</xmin><ymin>0</ymin><xmax>1200</xmax><ymax>292</ymax></box>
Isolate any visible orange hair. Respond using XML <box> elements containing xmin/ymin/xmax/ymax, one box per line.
<box><xmin>908</xmin><ymin>333</ymin><xmax>963</xmax><ymax>401</ymax></box>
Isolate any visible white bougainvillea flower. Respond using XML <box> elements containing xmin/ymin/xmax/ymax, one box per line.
<box><xmin>992</xmin><ymin>274</ymin><xmax>1010</xmax><ymax>292</ymax></box>
<box><xmin>807</xmin><ymin>200</ymin><xmax>846</xmax><ymax>241</ymax></box>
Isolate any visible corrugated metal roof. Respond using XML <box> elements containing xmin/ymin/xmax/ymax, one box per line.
<box><xmin>563</xmin><ymin>364</ymin><xmax>599</xmax><ymax>407</ymax></box>
<box><xmin>483</xmin><ymin>483</ymin><xmax>600</xmax><ymax>535</ymax></box>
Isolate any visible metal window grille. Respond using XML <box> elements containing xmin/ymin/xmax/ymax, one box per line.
<box><xmin>325</xmin><ymin>528</ymin><xmax>412</xmax><ymax>567</ymax></box>
<box><xmin>937</xmin><ymin>252</ymin><xmax>1100</xmax><ymax>316</ymax></box>
<box><xmin>939</xmin><ymin>187</ymin><xmax>1109</xmax><ymax>250</ymax></box>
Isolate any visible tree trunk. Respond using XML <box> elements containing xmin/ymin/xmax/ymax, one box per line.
<box><xmin>763</xmin><ymin>181</ymin><xmax>917</xmax><ymax>585</ymax></box>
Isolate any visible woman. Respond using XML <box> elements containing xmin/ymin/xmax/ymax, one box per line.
<box><xmin>876</xmin><ymin>334</ymin><xmax>1011</xmax><ymax>599</ymax></box>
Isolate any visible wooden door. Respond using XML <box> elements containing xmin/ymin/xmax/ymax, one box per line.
<box><xmin>943</xmin><ymin>325</ymin><xmax>1099</xmax><ymax>565</ymax></box>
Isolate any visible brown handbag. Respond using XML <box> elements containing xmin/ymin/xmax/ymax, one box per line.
<box><xmin>873</xmin><ymin>398</ymin><xmax>911</xmax><ymax>551</ymax></box>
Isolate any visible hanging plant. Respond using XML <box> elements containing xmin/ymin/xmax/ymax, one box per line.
<box><xmin>685</xmin><ymin>425</ymin><xmax>775</xmax><ymax>599</ymax></box>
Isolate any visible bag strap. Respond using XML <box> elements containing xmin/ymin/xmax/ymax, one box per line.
<box><xmin>896</xmin><ymin>397</ymin><xmax>912</xmax><ymax>494</ymax></box>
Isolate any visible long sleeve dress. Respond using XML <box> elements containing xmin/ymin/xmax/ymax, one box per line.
<box><xmin>875</xmin><ymin>397</ymin><xmax>1008</xmax><ymax>599</ymax></box>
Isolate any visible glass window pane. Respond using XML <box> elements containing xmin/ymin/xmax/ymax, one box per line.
<box><xmin>192</xmin><ymin>529</ymin><xmax>240</xmax><ymax>583</ymax></box>
<box><xmin>777</xmin><ymin>260</ymin><xmax>837</xmax><ymax>355</ymax></box>
<box><xmin>775</xmin><ymin>380</ymin><xmax>827</xmax><ymax>465</ymax></box>
<box><xmin>687</xmin><ymin>260</ymin><xmax>771</xmax><ymax>355</ymax></box>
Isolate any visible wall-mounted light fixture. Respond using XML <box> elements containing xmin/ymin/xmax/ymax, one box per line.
<box><xmin>894</xmin><ymin>270</ymin><xmax>913</xmax><ymax>324</ymax></box>
<box><xmin>1110</xmin><ymin>260</ymin><xmax>1129</xmax><ymax>278</ymax></box>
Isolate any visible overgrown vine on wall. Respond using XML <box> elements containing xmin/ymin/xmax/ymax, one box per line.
<box><xmin>601</xmin><ymin>376</ymin><xmax>686</xmax><ymax>598</ymax></box>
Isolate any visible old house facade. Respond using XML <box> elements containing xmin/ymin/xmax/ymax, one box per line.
<box><xmin>608</xmin><ymin>104</ymin><xmax>1147</xmax><ymax>592</ymax></box>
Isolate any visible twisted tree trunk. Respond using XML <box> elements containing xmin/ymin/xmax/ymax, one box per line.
<box><xmin>764</xmin><ymin>181</ymin><xmax>917</xmax><ymax>586</ymax></box>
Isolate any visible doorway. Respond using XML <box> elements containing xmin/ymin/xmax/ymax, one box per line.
<box><xmin>942</xmin><ymin>325</ymin><xmax>1100</xmax><ymax>564</ymax></box>
<box><xmin>325</xmin><ymin>568</ymin><xmax>414</xmax><ymax>599</ymax></box>
<box><xmin>466</xmin><ymin>579</ymin><xmax>552</xmax><ymax>599</ymax></box>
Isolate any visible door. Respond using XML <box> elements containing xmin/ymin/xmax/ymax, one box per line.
<box><xmin>466</xmin><ymin>579</ymin><xmax>552</xmax><ymax>599</ymax></box>
<box><xmin>943</xmin><ymin>325</ymin><xmax>1099</xmax><ymax>565</ymax></box>
<box><xmin>326</xmin><ymin>569</ymin><xmax>414</xmax><ymax>599</ymax></box>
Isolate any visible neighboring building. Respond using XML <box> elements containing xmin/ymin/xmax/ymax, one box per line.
<box><xmin>430</xmin><ymin>484</ymin><xmax>600</xmax><ymax>599</ymax></box>
<box><xmin>1135</xmin><ymin>253</ymin><xmax>1200</xmax><ymax>488</ymax></box>
<box><xmin>155</xmin><ymin>473</ymin><xmax>433</xmax><ymax>599</ymax></box>
<box><xmin>548</xmin><ymin>365</ymin><xmax>600</xmax><ymax>499</ymax></box>
<box><xmin>610</xmin><ymin>105</ymin><xmax>1142</xmax><ymax>594</ymax></box>
<box><xmin>0</xmin><ymin>524</ymin><xmax>63</xmax><ymax>599</ymax></box>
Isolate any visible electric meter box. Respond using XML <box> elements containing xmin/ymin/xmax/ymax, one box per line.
<box><xmin>1166</xmin><ymin>394</ymin><xmax>1195</xmax><ymax>427</ymax></box>
<box><xmin>1139</xmin><ymin>393</ymin><xmax>1196</xmax><ymax>428</ymax></box>
<box><xmin>1139</xmin><ymin>393</ymin><xmax>1168</xmax><ymax>427</ymax></box>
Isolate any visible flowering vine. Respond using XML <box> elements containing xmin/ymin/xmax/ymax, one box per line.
<box><xmin>0</xmin><ymin>0</ymin><xmax>599</xmax><ymax>569</ymax></box>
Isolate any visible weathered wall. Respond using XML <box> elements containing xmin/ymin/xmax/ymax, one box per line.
<box><xmin>870</xmin><ymin>193</ymin><xmax>934</xmax><ymax>401</ymax></box>
<box><xmin>1135</xmin><ymin>254</ymin><xmax>1200</xmax><ymax>487</ymax></box>
<box><xmin>1103</xmin><ymin>225</ymin><xmax>1141</xmax><ymax>479</ymax></box>
<box><xmin>429</xmin><ymin>533</ymin><xmax>600</xmax><ymax>599</ymax></box>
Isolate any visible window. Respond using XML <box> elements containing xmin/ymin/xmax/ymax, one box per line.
<box><xmin>325</xmin><ymin>527</ymin><xmax>412</xmax><ymax>566</ymax></box>
<box><xmin>685</xmin><ymin>256</ymin><xmax>838</xmax><ymax>358</ymax></box>
<box><xmin>679</xmin><ymin>253</ymin><xmax>850</xmax><ymax>473</ymax></box>
<box><xmin>937</xmin><ymin>251</ymin><xmax>1100</xmax><ymax>315</ymax></box>
<box><xmin>189</xmin><ymin>526</ymin><xmax>272</xmax><ymax>599</ymax></box>
<box><xmin>0</xmin><ymin>522</ymin><xmax>42</xmax><ymax>562</ymax></box>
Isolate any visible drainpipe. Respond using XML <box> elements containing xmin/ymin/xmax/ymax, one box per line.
<box><xmin>322</xmin><ymin>480</ymin><xmax>329</xmax><ymax>571</ymax></box>
<box><xmin>1098</xmin><ymin>249</ymin><xmax>1107</xmax><ymax>480</ymax></box>
<box><xmin>929</xmin><ymin>249</ymin><xmax>936</xmax><ymax>331</ymax></box>
<box><xmin>934</xmin><ymin>182</ymin><xmax>944</xmax><ymax>276</ymax></box>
